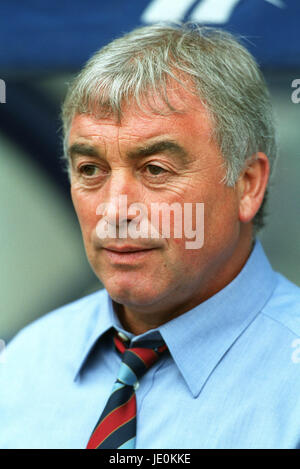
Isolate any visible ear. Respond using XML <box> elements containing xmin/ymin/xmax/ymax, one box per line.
<box><xmin>237</xmin><ymin>152</ymin><xmax>270</xmax><ymax>224</ymax></box>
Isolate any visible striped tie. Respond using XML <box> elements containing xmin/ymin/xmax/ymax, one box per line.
<box><xmin>86</xmin><ymin>331</ymin><xmax>167</xmax><ymax>449</ymax></box>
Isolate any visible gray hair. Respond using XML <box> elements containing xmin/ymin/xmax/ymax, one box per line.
<box><xmin>61</xmin><ymin>23</ymin><xmax>278</xmax><ymax>231</ymax></box>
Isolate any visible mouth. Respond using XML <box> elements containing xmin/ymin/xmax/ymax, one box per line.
<box><xmin>104</xmin><ymin>245</ymin><xmax>156</xmax><ymax>253</ymax></box>
<box><xmin>102</xmin><ymin>245</ymin><xmax>158</xmax><ymax>264</ymax></box>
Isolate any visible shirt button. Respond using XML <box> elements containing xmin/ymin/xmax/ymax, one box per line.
<box><xmin>117</xmin><ymin>331</ymin><xmax>130</xmax><ymax>342</ymax></box>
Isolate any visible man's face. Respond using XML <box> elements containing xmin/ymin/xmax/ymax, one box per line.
<box><xmin>69</xmin><ymin>88</ymin><xmax>245</xmax><ymax>326</ymax></box>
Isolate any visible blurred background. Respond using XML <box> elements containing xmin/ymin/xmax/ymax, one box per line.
<box><xmin>0</xmin><ymin>0</ymin><xmax>299</xmax><ymax>343</ymax></box>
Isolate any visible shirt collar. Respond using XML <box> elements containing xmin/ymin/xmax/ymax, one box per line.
<box><xmin>73</xmin><ymin>292</ymin><xmax>129</xmax><ymax>381</ymax></box>
<box><xmin>74</xmin><ymin>240</ymin><xmax>277</xmax><ymax>396</ymax></box>
<box><xmin>158</xmin><ymin>239</ymin><xmax>277</xmax><ymax>397</ymax></box>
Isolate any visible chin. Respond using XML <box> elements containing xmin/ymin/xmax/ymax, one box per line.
<box><xmin>103</xmin><ymin>277</ymin><xmax>163</xmax><ymax>308</ymax></box>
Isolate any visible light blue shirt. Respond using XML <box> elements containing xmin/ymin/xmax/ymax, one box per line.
<box><xmin>1</xmin><ymin>240</ymin><xmax>300</xmax><ymax>449</ymax></box>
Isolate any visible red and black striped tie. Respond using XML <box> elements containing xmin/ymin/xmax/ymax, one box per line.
<box><xmin>86</xmin><ymin>331</ymin><xmax>167</xmax><ymax>449</ymax></box>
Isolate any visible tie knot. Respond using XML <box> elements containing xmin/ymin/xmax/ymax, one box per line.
<box><xmin>114</xmin><ymin>332</ymin><xmax>167</xmax><ymax>386</ymax></box>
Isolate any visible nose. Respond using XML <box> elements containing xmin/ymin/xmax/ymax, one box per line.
<box><xmin>96</xmin><ymin>168</ymin><xmax>143</xmax><ymax>229</ymax></box>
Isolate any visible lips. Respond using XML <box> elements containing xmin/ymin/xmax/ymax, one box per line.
<box><xmin>104</xmin><ymin>245</ymin><xmax>156</xmax><ymax>253</ymax></box>
<box><xmin>102</xmin><ymin>244</ymin><xmax>157</xmax><ymax>264</ymax></box>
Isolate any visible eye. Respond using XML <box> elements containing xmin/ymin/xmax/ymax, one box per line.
<box><xmin>78</xmin><ymin>164</ymin><xmax>99</xmax><ymax>177</ymax></box>
<box><xmin>145</xmin><ymin>164</ymin><xmax>167</xmax><ymax>176</ymax></box>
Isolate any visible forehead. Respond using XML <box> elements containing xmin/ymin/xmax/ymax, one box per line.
<box><xmin>68</xmin><ymin>85</ymin><xmax>214</xmax><ymax>146</ymax></box>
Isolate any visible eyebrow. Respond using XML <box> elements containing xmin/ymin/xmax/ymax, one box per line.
<box><xmin>67</xmin><ymin>139</ymin><xmax>188</xmax><ymax>162</ymax></box>
<box><xmin>128</xmin><ymin>140</ymin><xmax>188</xmax><ymax>162</ymax></box>
<box><xmin>68</xmin><ymin>143</ymin><xmax>100</xmax><ymax>160</ymax></box>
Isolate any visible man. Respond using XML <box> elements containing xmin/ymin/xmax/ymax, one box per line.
<box><xmin>1</xmin><ymin>23</ymin><xmax>299</xmax><ymax>449</ymax></box>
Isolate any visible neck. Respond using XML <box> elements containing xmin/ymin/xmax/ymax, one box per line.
<box><xmin>115</xmin><ymin>225</ymin><xmax>254</xmax><ymax>335</ymax></box>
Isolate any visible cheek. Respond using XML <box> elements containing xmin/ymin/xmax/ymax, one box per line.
<box><xmin>205</xmin><ymin>184</ymin><xmax>238</xmax><ymax>222</ymax></box>
<box><xmin>168</xmin><ymin>237</ymin><xmax>200</xmax><ymax>266</ymax></box>
<box><xmin>71</xmin><ymin>188</ymin><xmax>97</xmax><ymax>236</ymax></box>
